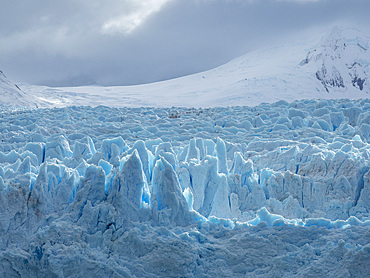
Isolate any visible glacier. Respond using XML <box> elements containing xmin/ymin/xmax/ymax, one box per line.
<box><xmin>0</xmin><ymin>99</ymin><xmax>370</xmax><ymax>277</ymax></box>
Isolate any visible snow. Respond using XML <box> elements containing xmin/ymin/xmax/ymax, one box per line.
<box><xmin>0</xmin><ymin>98</ymin><xmax>370</xmax><ymax>276</ymax></box>
<box><xmin>0</xmin><ymin>26</ymin><xmax>367</xmax><ymax>109</ymax></box>
<box><xmin>0</xmin><ymin>70</ymin><xmax>38</xmax><ymax>107</ymax></box>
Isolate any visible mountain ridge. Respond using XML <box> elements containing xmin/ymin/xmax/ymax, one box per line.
<box><xmin>0</xmin><ymin>70</ymin><xmax>38</xmax><ymax>107</ymax></box>
<box><xmin>302</xmin><ymin>27</ymin><xmax>369</xmax><ymax>93</ymax></box>
<box><xmin>4</xmin><ymin>25</ymin><xmax>370</xmax><ymax>108</ymax></box>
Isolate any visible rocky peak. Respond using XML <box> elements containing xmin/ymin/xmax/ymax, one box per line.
<box><xmin>300</xmin><ymin>27</ymin><xmax>369</xmax><ymax>94</ymax></box>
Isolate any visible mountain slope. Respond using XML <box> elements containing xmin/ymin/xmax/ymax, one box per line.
<box><xmin>21</xmin><ymin>26</ymin><xmax>370</xmax><ymax>108</ymax></box>
<box><xmin>0</xmin><ymin>70</ymin><xmax>38</xmax><ymax>107</ymax></box>
<box><xmin>302</xmin><ymin>27</ymin><xmax>369</xmax><ymax>94</ymax></box>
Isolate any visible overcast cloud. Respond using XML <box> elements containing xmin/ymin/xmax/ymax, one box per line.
<box><xmin>0</xmin><ymin>0</ymin><xmax>369</xmax><ymax>86</ymax></box>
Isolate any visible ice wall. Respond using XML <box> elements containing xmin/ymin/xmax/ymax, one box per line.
<box><xmin>2</xmin><ymin>100</ymin><xmax>370</xmax><ymax>228</ymax></box>
<box><xmin>1</xmin><ymin>100</ymin><xmax>370</xmax><ymax>277</ymax></box>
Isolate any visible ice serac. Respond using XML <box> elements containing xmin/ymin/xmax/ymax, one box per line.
<box><xmin>101</xmin><ymin>136</ymin><xmax>128</xmax><ymax>165</ymax></box>
<box><xmin>123</xmin><ymin>140</ymin><xmax>154</xmax><ymax>185</ymax></box>
<box><xmin>350</xmin><ymin>168</ymin><xmax>370</xmax><ymax>218</ymax></box>
<box><xmin>28</xmin><ymin>162</ymin><xmax>49</xmax><ymax>225</ymax></box>
<box><xmin>45</xmin><ymin>135</ymin><xmax>72</xmax><ymax>161</ymax></box>
<box><xmin>67</xmin><ymin>164</ymin><xmax>115</xmax><ymax>235</ymax></box>
<box><xmin>74</xmin><ymin>165</ymin><xmax>106</xmax><ymax>206</ymax></box>
<box><xmin>108</xmin><ymin>150</ymin><xmax>148</xmax><ymax>223</ymax></box>
<box><xmin>209</xmin><ymin>174</ymin><xmax>232</xmax><ymax>219</ymax></box>
<box><xmin>186</xmin><ymin>138</ymin><xmax>200</xmax><ymax>162</ymax></box>
<box><xmin>215</xmin><ymin>137</ymin><xmax>228</xmax><ymax>174</ymax></box>
<box><xmin>188</xmin><ymin>155</ymin><xmax>219</xmax><ymax>217</ymax></box>
<box><xmin>151</xmin><ymin>156</ymin><xmax>191</xmax><ymax>226</ymax></box>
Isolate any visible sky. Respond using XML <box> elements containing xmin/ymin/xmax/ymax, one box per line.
<box><xmin>0</xmin><ymin>0</ymin><xmax>369</xmax><ymax>86</ymax></box>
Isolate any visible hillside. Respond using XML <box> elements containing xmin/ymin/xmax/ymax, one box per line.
<box><xmin>0</xmin><ymin>70</ymin><xmax>38</xmax><ymax>107</ymax></box>
<box><xmin>18</xmin><ymin>26</ymin><xmax>370</xmax><ymax>108</ymax></box>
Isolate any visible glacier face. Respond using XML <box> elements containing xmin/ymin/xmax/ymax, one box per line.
<box><xmin>1</xmin><ymin>99</ymin><xmax>370</xmax><ymax>277</ymax></box>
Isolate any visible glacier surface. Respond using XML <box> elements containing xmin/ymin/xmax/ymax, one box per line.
<box><xmin>0</xmin><ymin>99</ymin><xmax>370</xmax><ymax>277</ymax></box>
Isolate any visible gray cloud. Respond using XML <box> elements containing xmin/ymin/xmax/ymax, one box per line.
<box><xmin>0</xmin><ymin>0</ymin><xmax>369</xmax><ymax>86</ymax></box>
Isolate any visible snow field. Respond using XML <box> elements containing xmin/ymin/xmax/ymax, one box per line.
<box><xmin>14</xmin><ymin>26</ymin><xmax>370</xmax><ymax>109</ymax></box>
<box><xmin>0</xmin><ymin>99</ymin><xmax>370</xmax><ymax>277</ymax></box>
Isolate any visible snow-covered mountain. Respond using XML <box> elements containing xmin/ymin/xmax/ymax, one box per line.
<box><xmin>18</xmin><ymin>25</ymin><xmax>370</xmax><ymax>108</ymax></box>
<box><xmin>0</xmin><ymin>70</ymin><xmax>38</xmax><ymax>107</ymax></box>
<box><xmin>302</xmin><ymin>26</ymin><xmax>369</xmax><ymax>94</ymax></box>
